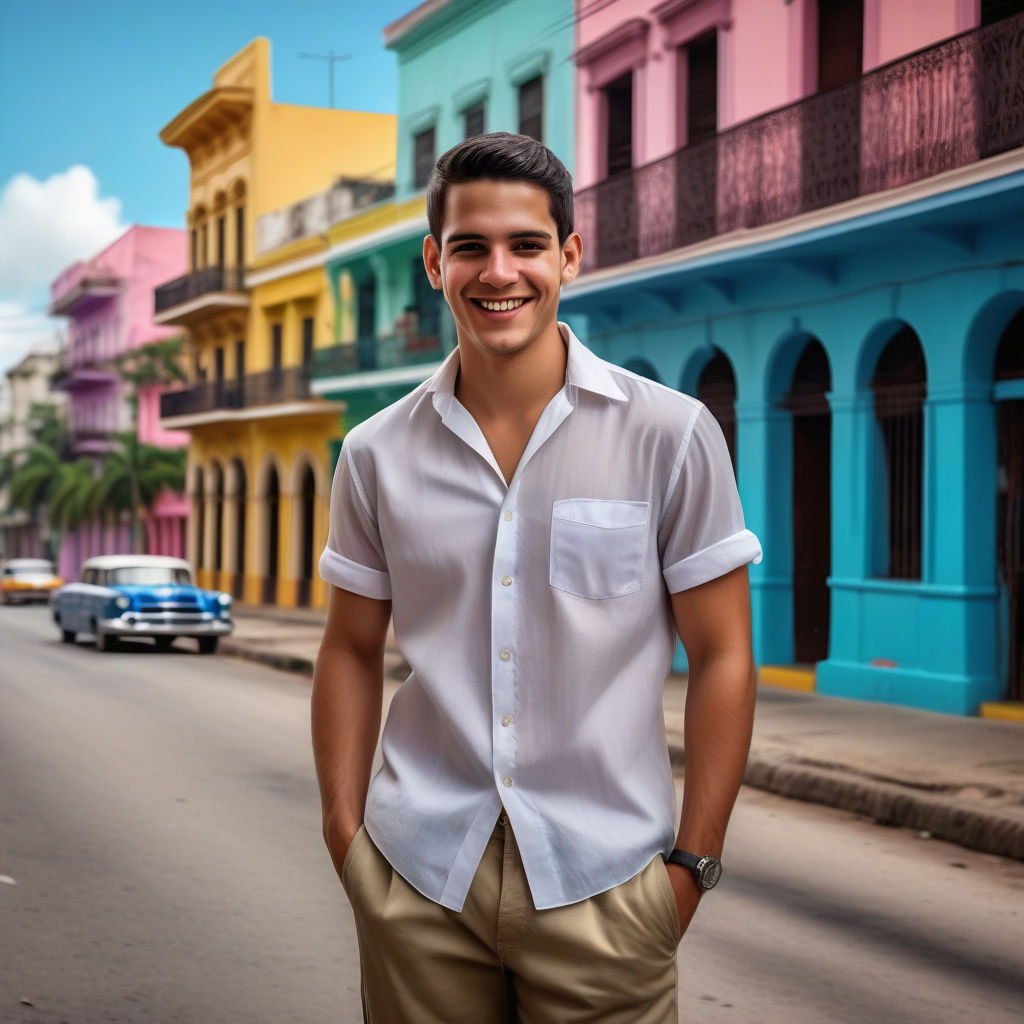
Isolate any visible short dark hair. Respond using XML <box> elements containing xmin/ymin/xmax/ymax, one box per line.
<box><xmin>426</xmin><ymin>132</ymin><xmax>574</xmax><ymax>245</ymax></box>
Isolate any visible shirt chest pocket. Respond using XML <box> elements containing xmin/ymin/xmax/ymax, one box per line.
<box><xmin>549</xmin><ymin>499</ymin><xmax>650</xmax><ymax>600</ymax></box>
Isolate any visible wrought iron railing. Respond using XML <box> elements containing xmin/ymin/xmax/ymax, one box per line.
<box><xmin>311</xmin><ymin>333</ymin><xmax>447</xmax><ymax>378</ymax></box>
<box><xmin>160</xmin><ymin>367</ymin><xmax>312</xmax><ymax>418</ymax></box>
<box><xmin>154</xmin><ymin>266</ymin><xmax>247</xmax><ymax>313</ymax></box>
<box><xmin>575</xmin><ymin>14</ymin><xmax>1024</xmax><ymax>272</ymax></box>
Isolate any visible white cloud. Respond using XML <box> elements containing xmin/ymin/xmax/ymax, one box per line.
<box><xmin>0</xmin><ymin>301</ymin><xmax>62</xmax><ymax>374</ymax></box>
<box><xmin>0</xmin><ymin>166</ymin><xmax>124</xmax><ymax>372</ymax></box>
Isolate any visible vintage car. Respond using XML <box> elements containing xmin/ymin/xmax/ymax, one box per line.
<box><xmin>51</xmin><ymin>554</ymin><xmax>233</xmax><ymax>653</ymax></box>
<box><xmin>0</xmin><ymin>558</ymin><xmax>63</xmax><ymax>604</ymax></box>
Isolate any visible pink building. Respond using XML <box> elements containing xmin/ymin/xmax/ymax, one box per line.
<box><xmin>572</xmin><ymin>0</ymin><xmax>984</xmax><ymax>268</ymax></box>
<box><xmin>50</xmin><ymin>226</ymin><xmax>190</xmax><ymax>579</ymax></box>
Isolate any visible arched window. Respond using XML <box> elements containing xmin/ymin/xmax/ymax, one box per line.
<box><xmin>231</xmin><ymin>458</ymin><xmax>247</xmax><ymax>599</ymax></box>
<box><xmin>871</xmin><ymin>326</ymin><xmax>926</xmax><ymax>580</ymax></box>
<box><xmin>786</xmin><ymin>338</ymin><xmax>832</xmax><ymax>662</ymax></box>
<box><xmin>263</xmin><ymin>466</ymin><xmax>280</xmax><ymax>605</ymax></box>
<box><xmin>298</xmin><ymin>464</ymin><xmax>317</xmax><ymax>607</ymax></box>
<box><xmin>995</xmin><ymin>308</ymin><xmax>1024</xmax><ymax>699</ymax></box>
<box><xmin>211</xmin><ymin>462</ymin><xmax>224</xmax><ymax>573</ymax></box>
<box><xmin>697</xmin><ymin>349</ymin><xmax>737</xmax><ymax>468</ymax></box>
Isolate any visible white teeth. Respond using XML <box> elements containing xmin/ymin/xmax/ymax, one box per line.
<box><xmin>479</xmin><ymin>298</ymin><xmax>526</xmax><ymax>311</ymax></box>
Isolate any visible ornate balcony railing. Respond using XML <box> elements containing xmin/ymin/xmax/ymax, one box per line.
<box><xmin>576</xmin><ymin>13</ymin><xmax>1024</xmax><ymax>273</ymax></box>
<box><xmin>160</xmin><ymin>367</ymin><xmax>312</xmax><ymax>418</ymax></box>
<box><xmin>154</xmin><ymin>266</ymin><xmax>247</xmax><ymax>314</ymax></box>
<box><xmin>311</xmin><ymin>333</ymin><xmax>447</xmax><ymax>378</ymax></box>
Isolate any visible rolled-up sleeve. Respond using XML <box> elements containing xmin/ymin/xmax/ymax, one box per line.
<box><xmin>319</xmin><ymin>439</ymin><xmax>392</xmax><ymax>600</ymax></box>
<box><xmin>659</xmin><ymin>405</ymin><xmax>762</xmax><ymax>593</ymax></box>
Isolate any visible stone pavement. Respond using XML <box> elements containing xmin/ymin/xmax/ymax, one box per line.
<box><xmin>223</xmin><ymin>604</ymin><xmax>1024</xmax><ymax>862</ymax></box>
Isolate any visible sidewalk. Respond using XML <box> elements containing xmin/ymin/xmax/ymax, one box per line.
<box><xmin>224</xmin><ymin>605</ymin><xmax>1024</xmax><ymax>862</ymax></box>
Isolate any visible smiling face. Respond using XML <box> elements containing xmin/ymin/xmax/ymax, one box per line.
<box><xmin>423</xmin><ymin>179</ymin><xmax>582</xmax><ymax>364</ymax></box>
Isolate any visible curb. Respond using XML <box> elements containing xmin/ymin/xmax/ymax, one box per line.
<box><xmin>221</xmin><ymin>642</ymin><xmax>1024</xmax><ymax>864</ymax></box>
<box><xmin>740</xmin><ymin>751</ymin><xmax>1024</xmax><ymax>862</ymax></box>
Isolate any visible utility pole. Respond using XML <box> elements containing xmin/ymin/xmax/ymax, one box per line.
<box><xmin>298</xmin><ymin>51</ymin><xmax>353</xmax><ymax>109</ymax></box>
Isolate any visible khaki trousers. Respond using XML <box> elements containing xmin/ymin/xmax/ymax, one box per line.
<box><xmin>342</xmin><ymin>815</ymin><xmax>679</xmax><ymax>1023</ymax></box>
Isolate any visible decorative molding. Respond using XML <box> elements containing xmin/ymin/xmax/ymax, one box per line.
<box><xmin>506</xmin><ymin>49</ymin><xmax>551</xmax><ymax>86</ymax></box>
<box><xmin>452</xmin><ymin>77</ymin><xmax>491</xmax><ymax>112</ymax></box>
<box><xmin>652</xmin><ymin>0</ymin><xmax>732</xmax><ymax>48</ymax></box>
<box><xmin>406</xmin><ymin>103</ymin><xmax>440</xmax><ymax>135</ymax></box>
<box><xmin>573</xmin><ymin>19</ymin><xmax>650</xmax><ymax>89</ymax></box>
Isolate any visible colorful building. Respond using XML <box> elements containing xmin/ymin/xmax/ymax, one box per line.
<box><xmin>311</xmin><ymin>0</ymin><xmax>577</xmax><ymax>424</ymax></box>
<box><xmin>561</xmin><ymin>0</ymin><xmax>1024</xmax><ymax>714</ymax></box>
<box><xmin>0</xmin><ymin>347</ymin><xmax>65</xmax><ymax>561</ymax></box>
<box><xmin>49</xmin><ymin>225</ymin><xmax>189</xmax><ymax>579</ymax></box>
<box><xmin>156</xmin><ymin>38</ymin><xmax>396</xmax><ymax>607</ymax></box>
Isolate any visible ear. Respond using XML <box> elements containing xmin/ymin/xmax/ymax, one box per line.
<box><xmin>422</xmin><ymin>234</ymin><xmax>443</xmax><ymax>290</ymax></box>
<box><xmin>560</xmin><ymin>232</ymin><xmax>583</xmax><ymax>286</ymax></box>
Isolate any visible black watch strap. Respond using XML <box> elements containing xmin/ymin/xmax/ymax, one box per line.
<box><xmin>665</xmin><ymin>848</ymin><xmax>701</xmax><ymax>873</ymax></box>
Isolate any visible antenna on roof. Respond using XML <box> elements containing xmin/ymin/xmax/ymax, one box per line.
<box><xmin>298</xmin><ymin>51</ymin><xmax>353</xmax><ymax>109</ymax></box>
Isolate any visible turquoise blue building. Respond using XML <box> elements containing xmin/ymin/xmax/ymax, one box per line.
<box><xmin>312</xmin><ymin>0</ymin><xmax>576</xmax><ymax>423</ymax></box>
<box><xmin>559</xmin><ymin>10</ymin><xmax>1024</xmax><ymax>715</ymax></box>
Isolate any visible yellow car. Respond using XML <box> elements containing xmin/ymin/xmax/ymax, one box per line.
<box><xmin>0</xmin><ymin>558</ymin><xmax>64</xmax><ymax>605</ymax></box>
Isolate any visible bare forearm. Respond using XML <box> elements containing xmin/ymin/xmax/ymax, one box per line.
<box><xmin>676</xmin><ymin>649</ymin><xmax>756</xmax><ymax>856</ymax></box>
<box><xmin>311</xmin><ymin>643</ymin><xmax>384</xmax><ymax>851</ymax></box>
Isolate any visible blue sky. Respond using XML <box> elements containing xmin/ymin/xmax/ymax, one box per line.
<box><xmin>0</xmin><ymin>0</ymin><xmax>415</xmax><ymax>369</ymax></box>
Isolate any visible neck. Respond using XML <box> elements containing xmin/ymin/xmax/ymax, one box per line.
<box><xmin>455</xmin><ymin>322</ymin><xmax>567</xmax><ymax>422</ymax></box>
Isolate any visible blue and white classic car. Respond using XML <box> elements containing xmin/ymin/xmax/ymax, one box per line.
<box><xmin>51</xmin><ymin>554</ymin><xmax>234</xmax><ymax>653</ymax></box>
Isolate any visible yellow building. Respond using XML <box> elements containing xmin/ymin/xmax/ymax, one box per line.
<box><xmin>155</xmin><ymin>38</ymin><xmax>396</xmax><ymax>608</ymax></box>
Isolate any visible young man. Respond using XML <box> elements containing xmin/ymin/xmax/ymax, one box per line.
<box><xmin>313</xmin><ymin>132</ymin><xmax>761</xmax><ymax>1023</ymax></box>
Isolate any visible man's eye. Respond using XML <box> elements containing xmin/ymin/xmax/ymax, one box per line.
<box><xmin>452</xmin><ymin>243</ymin><xmax>482</xmax><ymax>253</ymax></box>
<box><xmin>516</xmin><ymin>242</ymin><xmax>544</xmax><ymax>250</ymax></box>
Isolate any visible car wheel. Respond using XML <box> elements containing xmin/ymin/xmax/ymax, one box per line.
<box><xmin>197</xmin><ymin>636</ymin><xmax>219</xmax><ymax>655</ymax></box>
<box><xmin>154</xmin><ymin>636</ymin><xmax>175</xmax><ymax>652</ymax></box>
<box><xmin>95</xmin><ymin>627</ymin><xmax>119</xmax><ymax>653</ymax></box>
<box><xmin>61</xmin><ymin>626</ymin><xmax>76</xmax><ymax>644</ymax></box>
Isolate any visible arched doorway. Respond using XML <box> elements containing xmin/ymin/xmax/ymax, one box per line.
<box><xmin>210</xmin><ymin>462</ymin><xmax>224</xmax><ymax>575</ymax></box>
<box><xmin>622</xmin><ymin>357</ymin><xmax>662</xmax><ymax>383</ymax></box>
<box><xmin>995</xmin><ymin>310</ymin><xmax>1024</xmax><ymax>700</ymax></box>
<box><xmin>297</xmin><ymin>463</ymin><xmax>316</xmax><ymax>607</ymax></box>
<box><xmin>786</xmin><ymin>338</ymin><xmax>832</xmax><ymax>662</ymax></box>
<box><xmin>871</xmin><ymin>326</ymin><xmax>926</xmax><ymax>580</ymax></box>
<box><xmin>263</xmin><ymin>465</ymin><xmax>280</xmax><ymax>605</ymax></box>
<box><xmin>697</xmin><ymin>349</ymin><xmax>737</xmax><ymax>468</ymax></box>
<box><xmin>231</xmin><ymin>458</ymin><xmax>247</xmax><ymax>600</ymax></box>
<box><xmin>192</xmin><ymin>467</ymin><xmax>205</xmax><ymax>570</ymax></box>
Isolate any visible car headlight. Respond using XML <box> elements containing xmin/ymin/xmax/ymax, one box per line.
<box><xmin>217</xmin><ymin>593</ymin><xmax>232</xmax><ymax>606</ymax></box>
<box><xmin>115</xmin><ymin>596</ymin><xmax>131</xmax><ymax>610</ymax></box>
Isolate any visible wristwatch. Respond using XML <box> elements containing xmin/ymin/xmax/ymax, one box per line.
<box><xmin>665</xmin><ymin>848</ymin><xmax>723</xmax><ymax>891</ymax></box>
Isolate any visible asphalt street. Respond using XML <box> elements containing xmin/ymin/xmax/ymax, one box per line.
<box><xmin>2</xmin><ymin>604</ymin><xmax>1022</xmax><ymax>1024</ymax></box>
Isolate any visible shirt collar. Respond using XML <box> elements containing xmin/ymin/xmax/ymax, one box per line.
<box><xmin>420</xmin><ymin>322</ymin><xmax>628</xmax><ymax>409</ymax></box>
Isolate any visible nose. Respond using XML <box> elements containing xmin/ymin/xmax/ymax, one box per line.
<box><xmin>479</xmin><ymin>247</ymin><xmax>518</xmax><ymax>288</ymax></box>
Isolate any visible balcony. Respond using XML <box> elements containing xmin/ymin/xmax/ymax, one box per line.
<box><xmin>311</xmin><ymin>333</ymin><xmax>447</xmax><ymax>382</ymax></box>
<box><xmin>160</xmin><ymin>367</ymin><xmax>324</xmax><ymax>421</ymax></box>
<box><xmin>153</xmin><ymin>266</ymin><xmax>248</xmax><ymax>326</ymax></box>
<box><xmin>49</xmin><ymin>271</ymin><xmax>120</xmax><ymax>317</ymax></box>
<box><xmin>575</xmin><ymin>14</ymin><xmax>1024</xmax><ymax>273</ymax></box>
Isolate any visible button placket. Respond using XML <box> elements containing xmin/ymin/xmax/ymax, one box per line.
<box><xmin>491</xmin><ymin>486</ymin><xmax>519</xmax><ymax>797</ymax></box>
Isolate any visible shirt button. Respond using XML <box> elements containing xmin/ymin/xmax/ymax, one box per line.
<box><xmin>502</xmin><ymin>776</ymin><xmax>513</xmax><ymax>787</ymax></box>
<box><xmin>499</xmin><ymin>648</ymin><xmax>512</xmax><ymax>662</ymax></box>
<box><xmin>501</xmin><ymin>715</ymin><xmax>512</xmax><ymax>727</ymax></box>
<box><xmin>503</xmin><ymin>511</ymin><xmax>513</xmax><ymax>521</ymax></box>
<box><xmin>501</xmin><ymin>576</ymin><xmax>512</xmax><ymax>587</ymax></box>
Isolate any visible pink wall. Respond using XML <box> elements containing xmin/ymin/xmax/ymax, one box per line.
<box><xmin>574</xmin><ymin>0</ymin><xmax>982</xmax><ymax>190</ymax></box>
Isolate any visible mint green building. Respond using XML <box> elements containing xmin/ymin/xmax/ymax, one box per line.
<box><xmin>312</xmin><ymin>0</ymin><xmax>576</xmax><ymax>424</ymax></box>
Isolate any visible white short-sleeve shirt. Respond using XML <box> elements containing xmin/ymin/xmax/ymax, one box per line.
<box><xmin>320</xmin><ymin>323</ymin><xmax>762</xmax><ymax>911</ymax></box>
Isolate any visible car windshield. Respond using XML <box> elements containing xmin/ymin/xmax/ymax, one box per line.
<box><xmin>7</xmin><ymin>562</ymin><xmax>53</xmax><ymax>576</ymax></box>
<box><xmin>106</xmin><ymin>567</ymin><xmax>192</xmax><ymax>586</ymax></box>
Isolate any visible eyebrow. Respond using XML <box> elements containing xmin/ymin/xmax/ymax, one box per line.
<box><xmin>446</xmin><ymin>230</ymin><xmax>553</xmax><ymax>243</ymax></box>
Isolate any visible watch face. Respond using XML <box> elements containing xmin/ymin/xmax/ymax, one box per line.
<box><xmin>698</xmin><ymin>856</ymin><xmax>723</xmax><ymax>890</ymax></box>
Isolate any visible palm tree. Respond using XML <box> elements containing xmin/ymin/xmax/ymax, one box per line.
<box><xmin>48</xmin><ymin>459</ymin><xmax>100</xmax><ymax>535</ymax></box>
<box><xmin>91</xmin><ymin>434</ymin><xmax>187</xmax><ymax>553</ymax></box>
<box><xmin>8</xmin><ymin>443</ymin><xmax>64</xmax><ymax>559</ymax></box>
